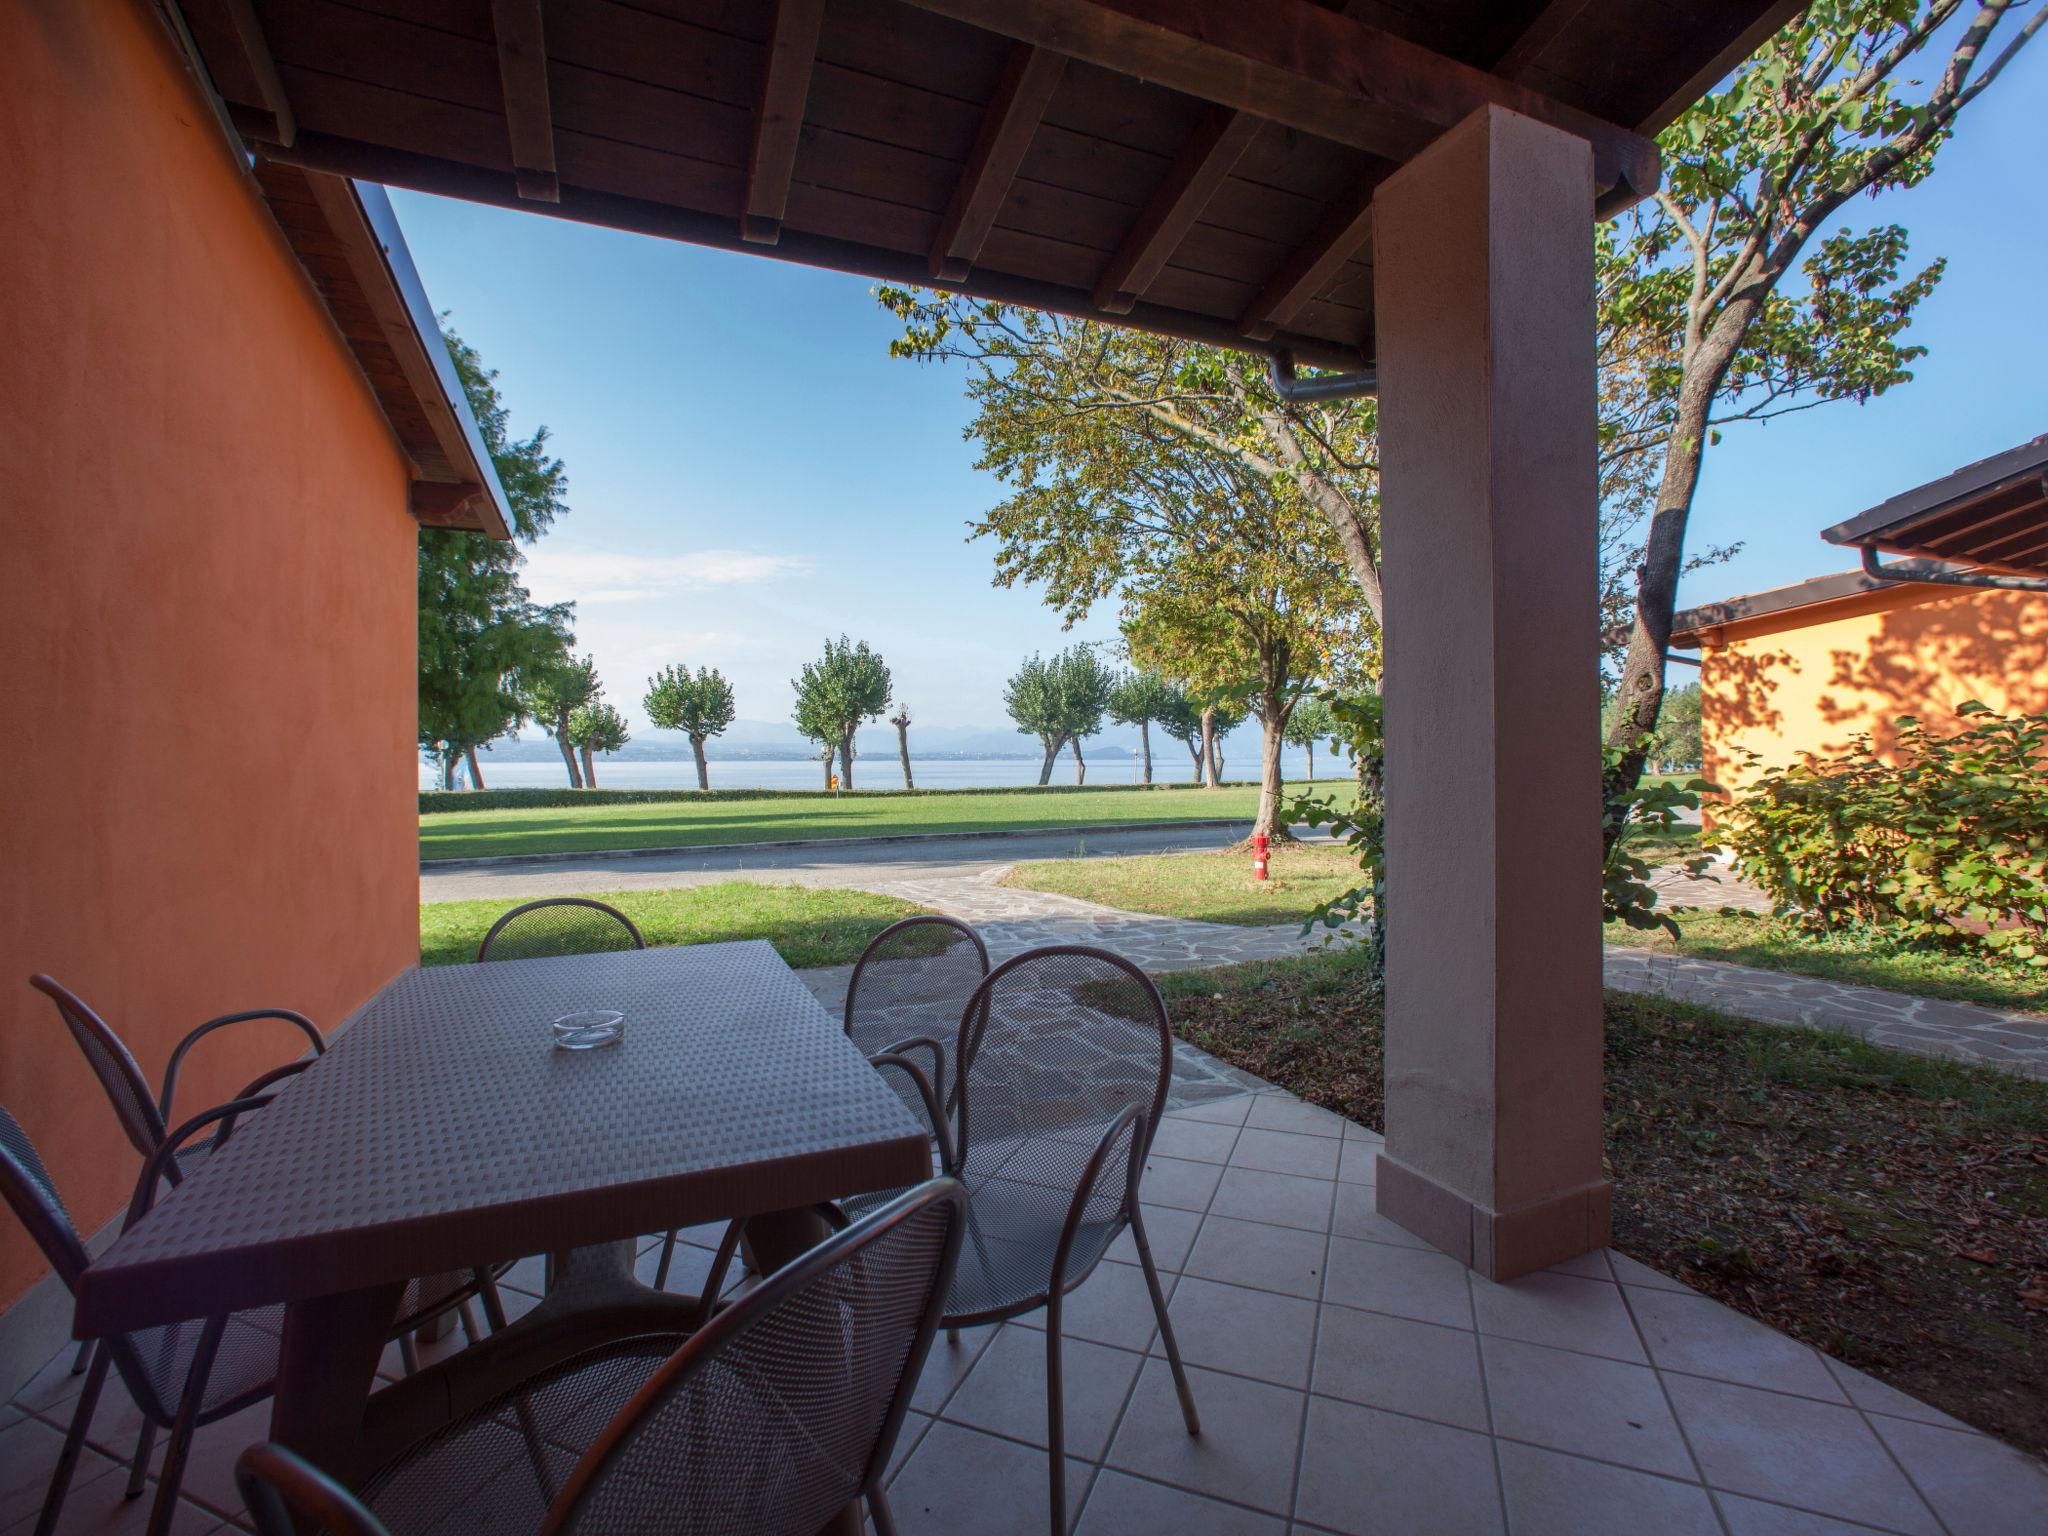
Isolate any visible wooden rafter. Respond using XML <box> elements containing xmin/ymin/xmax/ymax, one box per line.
<box><xmin>1485</xmin><ymin>0</ymin><xmax>1595</xmax><ymax>79</ymax></box>
<box><xmin>220</xmin><ymin>0</ymin><xmax>295</xmax><ymax>146</ymax></box>
<box><xmin>930</xmin><ymin>44</ymin><xmax>1068</xmax><ymax>282</ymax></box>
<box><xmin>743</xmin><ymin>0</ymin><xmax>826</xmax><ymax>245</ymax></box>
<box><xmin>898</xmin><ymin>0</ymin><xmax>1660</xmax><ymax>212</ymax></box>
<box><xmin>1093</xmin><ymin>107</ymin><xmax>1261</xmax><ymax>314</ymax></box>
<box><xmin>491</xmin><ymin>0</ymin><xmax>558</xmax><ymax>203</ymax></box>
<box><xmin>1238</xmin><ymin>189</ymin><xmax>1374</xmax><ymax>343</ymax></box>
<box><xmin>410</xmin><ymin>481</ymin><xmax>488</xmax><ymax>526</ymax></box>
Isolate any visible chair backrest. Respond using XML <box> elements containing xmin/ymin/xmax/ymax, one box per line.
<box><xmin>544</xmin><ymin>1179</ymin><xmax>965</xmax><ymax>1536</ymax></box>
<box><xmin>476</xmin><ymin>899</ymin><xmax>646</xmax><ymax>964</ymax></box>
<box><xmin>843</xmin><ymin>915</ymin><xmax>988</xmax><ymax>1054</ymax></box>
<box><xmin>238</xmin><ymin>1443</ymin><xmax>392</xmax><ymax>1536</ymax></box>
<box><xmin>952</xmin><ymin>946</ymin><xmax>1172</xmax><ymax>1173</ymax></box>
<box><xmin>0</xmin><ymin>1105</ymin><xmax>90</xmax><ymax>1294</ymax></box>
<box><xmin>30</xmin><ymin>974</ymin><xmax>167</xmax><ymax>1158</ymax></box>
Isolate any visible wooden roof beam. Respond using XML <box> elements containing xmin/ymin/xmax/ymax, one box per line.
<box><xmin>1093</xmin><ymin>107</ymin><xmax>1261</xmax><ymax>314</ymax></box>
<box><xmin>743</xmin><ymin>0</ymin><xmax>826</xmax><ymax>245</ymax></box>
<box><xmin>491</xmin><ymin>0</ymin><xmax>558</xmax><ymax>202</ymax></box>
<box><xmin>219</xmin><ymin>0</ymin><xmax>295</xmax><ymax>147</ymax></box>
<box><xmin>899</xmin><ymin>0</ymin><xmax>1660</xmax><ymax>215</ymax></box>
<box><xmin>1485</xmin><ymin>0</ymin><xmax>1595</xmax><ymax>80</ymax></box>
<box><xmin>930</xmin><ymin>44</ymin><xmax>1068</xmax><ymax>282</ymax></box>
<box><xmin>1239</xmin><ymin>191</ymin><xmax>1373</xmax><ymax>343</ymax></box>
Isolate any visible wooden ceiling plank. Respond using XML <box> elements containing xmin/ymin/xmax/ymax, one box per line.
<box><xmin>491</xmin><ymin>0</ymin><xmax>559</xmax><ymax>202</ymax></box>
<box><xmin>744</xmin><ymin>0</ymin><xmax>827</xmax><ymax>244</ymax></box>
<box><xmin>929</xmin><ymin>43</ymin><xmax>1069</xmax><ymax>281</ymax></box>
<box><xmin>1238</xmin><ymin>190</ymin><xmax>1373</xmax><ymax>342</ymax></box>
<box><xmin>1093</xmin><ymin>106</ymin><xmax>1262</xmax><ymax>313</ymax></box>
<box><xmin>1489</xmin><ymin>0</ymin><xmax>1596</xmax><ymax>80</ymax></box>
<box><xmin>221</xmin><ymin>0</ymin><xmax>297</xmax><ymax>146</ymax></box>
<box><xmin>897</xmin><ymin>0</ymin><xmax>1660</xmax><ymax>213</ymax></box>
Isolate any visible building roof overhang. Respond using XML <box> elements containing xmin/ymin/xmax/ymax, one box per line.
<box><xmin>169</xmin><ymin>0</ymin><xmax>1797</xmax><ymax>379</ymax></box>
<box><xmin>1822</xmin><ymin>433</ymin><xmax>2048</xmax><ymax>580</ymax></box>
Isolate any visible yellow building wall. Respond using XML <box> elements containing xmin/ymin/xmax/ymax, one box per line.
<box><xmin>1698</xmin><ymin>584</ymin><xmax>2048</xmax><ymax>803</ymax></box>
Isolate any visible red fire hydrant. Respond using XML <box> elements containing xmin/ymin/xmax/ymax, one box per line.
<box><xmin>1252</xmin><ymin>831</ymin><xmax>1270</xmax><ymax>882</ymax></box>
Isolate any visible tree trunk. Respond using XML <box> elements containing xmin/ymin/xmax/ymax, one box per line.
<box><xmin>1254</xmin><ymin>697</ymin><xmax>1290</xmax><ymax>841</ymax></box>
<box><xmin>1071</xmin><ymin>735</ymin><xmax>1086</xmax><ymax>785</ymax></box>
<box><xmin>690</xmin><ymin>734</ymin><xmax>710</xmax><ymax>790</ymax></box>
<box><xmin>1184</xmin><ymin>735</ymin><xmax>1203</xmax><ymax>783</ymax></box>
<box><xmin>821</xmin><ymin>744</ymin><xmax>835</xmax><ymax>788</ymax></box>
<box><xmin>1137</xmin><ymin>719</ymin><xmax>1152</xmax><ymax>785</ymax></box>
<box><xmin>839</xmin><ymin>728</ymin><xmax>857</xmax><ymax>790</ymax></box>
<box><xmin>1037</xmin><ymin>736</ymin><xmax>1062</xmax><ymax>786</ymax></box>
<box><xmin>1306</xmin><ymin>738</ymin><xmax>1314</xmax><ymax>783</ymax></box>
<box><xmin>554</xmin><ymin>721</ymin><xmax>583</xmax><ymax>788</ymax></box>
<box><xmin>580</xmin><ymin>744</ymin><xmax>597</xmax><ymax>789</ymax></box>
<box><xmin>1198</xmin><ymin>708</ymin><xmax>1217</xmax><ymax>788</ymax></box>
<box><xmin>896</xmin><ymin>721</ymin><xmax>914</xmax><ymax>789</ymax></box>
<box><xmin>440</xmin><ymin>752</ymin><xmax>459</xmax><ymax>792</ymax></box>
<box><xmin>464</xmin><ymin>746</ymin><xmax>484</xmax><ymax>791</ymax></box>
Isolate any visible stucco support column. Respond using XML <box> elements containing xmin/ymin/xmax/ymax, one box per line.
<box><xmin>1372</xmin><ymin>105</ymin><xmax>1609</xmax><ymax>1282</ymax></box>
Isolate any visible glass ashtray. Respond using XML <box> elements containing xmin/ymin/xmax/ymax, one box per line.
<box><xmin>551</xmin><ymin>1010</ymin><xmax>625</xmax><ymax>1050</ymax></box>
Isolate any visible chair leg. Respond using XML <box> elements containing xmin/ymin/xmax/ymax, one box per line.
<box><xmin>69</xmin><ymin>1339</ymin><xmax>94</xmax><ymax>1375</ymax></box>
<box><xmin>457</xmin><ymin>1299</ymin><xmax>481</xmax><ymax>1345</ymax></box>
<box><xmin>147</xmin><ymin>1316</ymin><xmax>225</xmax><ymax>1536</ymax></box>
<box><xmin>1129</xmin><ymin>1204</ymin><xmax>1200</xmax><ymax>1435</ymax></box>
<box><xmin>478</xmin><ymin>1270</ymin><xmax>509</xmax><ymax>1332</ymax></box>
<box><xmin>397</xmin><ymin>1331</ymin><xmax>420</xmax><ymax>1375</ymax></box>
<box><xmin>653</xmin><ymin>1229</ymin><xmax>678</xmax><ymax>1291</ymax></box>
<box><xmin>33</xmin><ymin>1345</ymin><xmax>108</xmax><ymax>1536</ymax></box>
<box><xmin>1045</xmin><ymin>1298</ymin><xmax>1067</xmax><ymax>1536</ymax></box>
<box><xmin>126</xmin><ymin>1421</ymin><xmax>158</xmax><ymax>1498</ymax></box>
<box><xmin>868</xmin><ymin>1485</ymin><xmax>900</xmax><ymax>1536</ymax></box>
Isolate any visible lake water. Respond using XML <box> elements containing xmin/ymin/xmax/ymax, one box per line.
<box><xmin>429</xmin><ymin>751</ymin><xmax>1327</xmax><ymax>792</ymax></box>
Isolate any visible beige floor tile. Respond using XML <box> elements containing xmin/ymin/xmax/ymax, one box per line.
<box><xmin>1245</xmin><ymin>1097</ymin><xmax>1347</xmax><ymax>1139</ymax></box>
<box><xmin>1139</xmin><ymin>1154</ymin><xmax>1226</xmax><ymax>1213</ymax></box>
<box><xmin>1294</xmin><ymin>1397</ymin><xmax>1503</xmax><ymax>1536</ymax></box>
<box><xmin>1480</xmin><ymin>1335</ymin><xmax>1694</xmax><ymax>1477</ymax></box>
<box><xmin>1816</xmin><ymin>1357</ymin><xmax>1969</xmax><ymax>1431</ymax></box>
<box><xmin>1494</xmin><ymin>1441</ymin><xmax>1718</xmax><ymax>1536</ymax></box>
<box><xmin>1106</xmin><ymin>1361</ymin><xmax>1301</xmax><ymax>1515</ymax></box>
<box><xmin>1154</xmin><ymin>1277</ymin><xmax>1318</xmax><ymax>1389</ymax></box>
<box><xmin>1165</xmin><ymin>1097</ymin><xmax>1254</xmax><ymax>1128</ymax></box>
<box><xmin>1321</xmin><ymin>1237</ymin><xmax>1473</xmax><ymax>1330</ymax></box>
<box><xmin>1105</xmin><ymin>1204</ymin><xmax>1203</xmax><ymax>1272</ymax></box>
<box><xmin>943</xmin><ymin>1326</ymin><xmax>1143</xmax><ymax>1459</ymax></box>
<box><xmin>1313</xmin><ymin>1308</ymin><xmax>1487</xmax><ymax>1432</ymax></box>
<box><xmin>1334</xmin><ymin>1142</ymin><xmax>1379</xmax><ymax>1186</ymax></box>
<box><xmin>886</xmin><ymin>1420</ymin><xmax>1093</xmax><ymax>1535</ymax></box>
<box><xmin>1229</xmin><ymin>1130</ymin><xmax>1341</xmax><ymax>1181</ymax></box>
<box><xmin>1627</xmin><ymin>1287</ymin><xmax>1842</xmax><ymax>1400</ymax></box>
<box><xmin>1469</xmin><ymin>1272</ymin><xmax>1646</xmax><ymax>1364</ymax></box>
<box><xmin>1606</xmin><ymin>1250</ymin><xmax>1693</xmax><ymax>1293</ymax></box>
<box><xmin>1716</xmin><ymin>1492</ymin><xmax>1914</xmax><ymax>1535</ymax></box>
<box><xmin>1148</xmin><ymin>1119</ymin><xmax>1241</xmax><ymax>1165</ymax></box>
<box><xmin>911</xmin><ymin>1324</ymin><xmax>1001</xmax><ymax>1415</ymax></box>
<box><xmin>1011</xmin><ymin>1261</ymin><xmax>1178</xmax><ymax>1353</ymax></box>
<box><xmin>1868</xmin><ymin>1413</ymin><xmax>2048</xmax><ymax>1536</ymax></box>
<box><xmin>0</xmin><ymin>1416</ymin><xmax>123</xmax><ymax>1531</ymax></box>
<box><xmin>1663</xmin><ymin>1375</ymin><xmax>1939</xmax><ymax>1536</ymax></box>
<box><xmin>1328</xmin><ymin>1185</ymin><xmax>1429</xmax><ymax>1250</ymax></box>
<box><xmin>1206</xmin><ymin>1169</ymin><xmax>1335</xmax><ymax>1234</ymax></box>
<box><xmin>1073</xmin><ymin>1469</ymin><xmax>1283</xmax><ymax>1535</ymax></box>
<box><xmin>1182</xmin><ymin>1216</ymin><xmax>1327</xmax><ymax>1300</ymax></box>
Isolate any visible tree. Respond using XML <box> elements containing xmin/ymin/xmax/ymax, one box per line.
<box><xmin>1153</xmin><ymin>684</ymin><xmax>1205</xmax><ymax>785</ymax></box>
<box><xmin>889</xmin><ymin>702</ymin><xmax>914</xmax><ymax>789</ymax></box>
<box><xmin>1108</xmin><ymin>669</ymin><xmax>1176</xmax><ymax>785</ymax></box>
<box><xmin>566</xmin><ymin>701</ymin><xmax>629</xmax><ymax>789</ymax></box>
<box><xmin>644</xmin><ymin>664</ymin><xmax>736</xmax><ymax>790</ymax></box>
<box><xmin>417</xmin><ymin>323</ymin><xmax>574</xmax><ymax>788</ymax></box>
<box><xmin>525</xmin><ymin>655</ymin><xmax>601</xmax><ymax>788</ymax></box>
<box><xmin>1285</xmin><ymin>696</ymin><xmax>1337</xmax><ymax>782</ymax></box>
<box><xmin>1601</xmin><ymin>0</ymin><xmax>2042</xmax><ymax>813</ymax></box>
<box><xmin>1004</xmin><ymin>647</ymin><xmax>1113</xmax><ymax>784</ymax></box>
<box><xmin>791</xmin><ymin>636</ymin><xmax>891</xmax><ymax>790</ymax></box>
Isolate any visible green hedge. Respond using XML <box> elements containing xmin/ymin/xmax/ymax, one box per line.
<box><xmin>420</xmin><ymin>779</ymin><xmax>1261</xmax><ymax>815</ymax></box>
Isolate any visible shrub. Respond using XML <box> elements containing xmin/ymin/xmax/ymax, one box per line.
<box><xmin>420</xmin><ymin>779</ymin><xmax>1262</xmax><ymax>815</ymax></box>
<box><xmin>1714</xmin><ymin>703</ymin><xmax>2047</xmax><ymax>968</ymax></box>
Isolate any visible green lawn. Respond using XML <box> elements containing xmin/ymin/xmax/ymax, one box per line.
<box><xmin>1157</xmin><ymin>947</ymin><xmax>2048</xmax><ymax>1454</ymax></box>
<box><xmin>1002</xmin><ymin>844</ymin><xmax>1361</xmax><ymax>926</ymax></box>
<box><xmin>419</xmin><ymin>882</ymin><xmax>931</xmax><ymax>969</ymax></box>
<box><xmin>420</xmin><ymin>782</ymin><xmax>1319</xmax><ymax>862</ymax></box>
<box><xmin>1607</xmin><ymin>908</ymin><xmax>2044</xmax><ymax>1014</ymax></box>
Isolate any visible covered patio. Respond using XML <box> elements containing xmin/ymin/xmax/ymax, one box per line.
<box><xmin>9</xmin><ymin>1</ymin><xmax>2046</xmax><ymax>1533</ymax></box>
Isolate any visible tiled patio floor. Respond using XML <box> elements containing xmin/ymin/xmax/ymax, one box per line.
<box><xmin>8</xmin><ymin>1072</ymin><xmax>2045</xmax><ymax>1536</ymax></box>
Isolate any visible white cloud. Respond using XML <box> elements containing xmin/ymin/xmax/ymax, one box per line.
<box><xmin>522</xmin><ymin>546</ymin><xmax>812</xmax><ymax>605</ymax></box>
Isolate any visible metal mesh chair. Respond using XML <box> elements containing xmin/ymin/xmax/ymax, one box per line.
<box><xmin>838</xmin><ymin>945</ymin><xmax>1201</xmax><ymax>1533</ymax></box>
<box><xmin>2</xmin><ymin>1100</ymin><xmax>285</xmax><ymax>1536</ymax></box>
<box><xmin>476</xmin><ymin>899</ymin><xmax>646</xmax><ymax>963</ymax></box>
<box><xmin>842</xmin><ymin>915</ymin><xmax>988</xmax><ymax>1121</ymax></box>
<box><xmin>236</xmin><ymin>1179</ymin><xmax>966</xmax><ymax>1536</ymax></box>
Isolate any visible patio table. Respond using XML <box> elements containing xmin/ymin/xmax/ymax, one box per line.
<box><xmin>72</xmin><ymin>939</ymin><xmax>932</xmax><ymax>1521</ymax></box>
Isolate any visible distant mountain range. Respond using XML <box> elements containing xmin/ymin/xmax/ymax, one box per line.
<box><xmin>475</xmin><ymin>718</ymin><xmax>1273</xmax><ymax>764</ymax></box>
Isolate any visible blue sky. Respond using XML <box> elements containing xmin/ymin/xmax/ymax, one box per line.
<box><xmin>389</xmin><ymin>32</ymin><xmax>2044</xmax><ymax>734</ymax></box>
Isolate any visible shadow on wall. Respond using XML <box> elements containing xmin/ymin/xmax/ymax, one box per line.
<box><xmin>1700</xmin><ymin>643</ymin><xmax>1789</xmax><ymax>798</ymax></box>
<box><xmin>1820</xmin><ymin>593</ymin><xmax>2048</xmax><ymax>758</ymax></box>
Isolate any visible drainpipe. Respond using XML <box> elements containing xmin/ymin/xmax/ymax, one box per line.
<box><xmin>1268</xmin><ymin>350</ymin><xmax>1378</xmax><ymax>404</ymax></box>
<box><xmin>1857</xmin><ymin>545</ymin><xmax>2048</xmax><ymax>593</ymax></box>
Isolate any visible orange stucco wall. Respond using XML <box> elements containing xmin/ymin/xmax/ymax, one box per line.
<box><xmin>0</xmin><ymin>2</ymin><xmax>420</xmax><ymax>1310</ymax></box>
<box><xmin>1697</xmin><ymin>582</ymin><xmax>2048</xmax><ymax>803</ymax></box>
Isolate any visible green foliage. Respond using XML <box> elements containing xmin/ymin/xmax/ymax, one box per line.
<box><xmin>1284</xmin><ymin>696</ymin><xmax>1337</xmax><ymax>753</ymax></box>
<box><xmin>417</xmin><ymin>323</ymin><xmax>575</xmax><ymax>781</ymax></box>
<box><xmin>1603</xmin><ymin>681</ymin><xmax>1703</xmax><ymax>771</ymax></box>
<box><xmin>1603</xmin><ymin>746</ymin><xmax>1717</xmax><ymax>938</ymax></box>
<box><xmin>1285</xmin><ymin>691</ymin><xmax>1384</xmax><ymax>979</ymax></box>
<box><xmin>418</xmin><ymin>780</ymin><xmax>1251</xmax><ymax>816</ymax></box>
<box><xmin>566</xmin><ymin>701</ymin><xmax>630</xmax><ymax>755</ymax></box>
<box><xmin>790</xmin><ymin>636</ymin><xmax>892</xmax><ymax>784</ymax></box>
<box><xmin>1107</xmin><ymin>668</ymin><xmax>1177</xmax><ymax>730</ymax></box>
<box><xmin>1004</xmin><ymin>647</ymin><xmax>1115</xmax><ymax>778</ymax></box>
<box><xmin>1715</xmin><ymin>704</ymin><xmax>2048</xmax><ymax>966</ymax></box>
<box><xmin>644</xmin><ymin>664</ymin><xmax>737</xmax><ymax>743</ymax></box>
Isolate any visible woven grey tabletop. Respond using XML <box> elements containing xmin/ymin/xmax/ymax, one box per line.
<box><xmin>75</xmin><ymin>940</ymin><xmax>930</xmax><ymax>1334</ymax></box>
